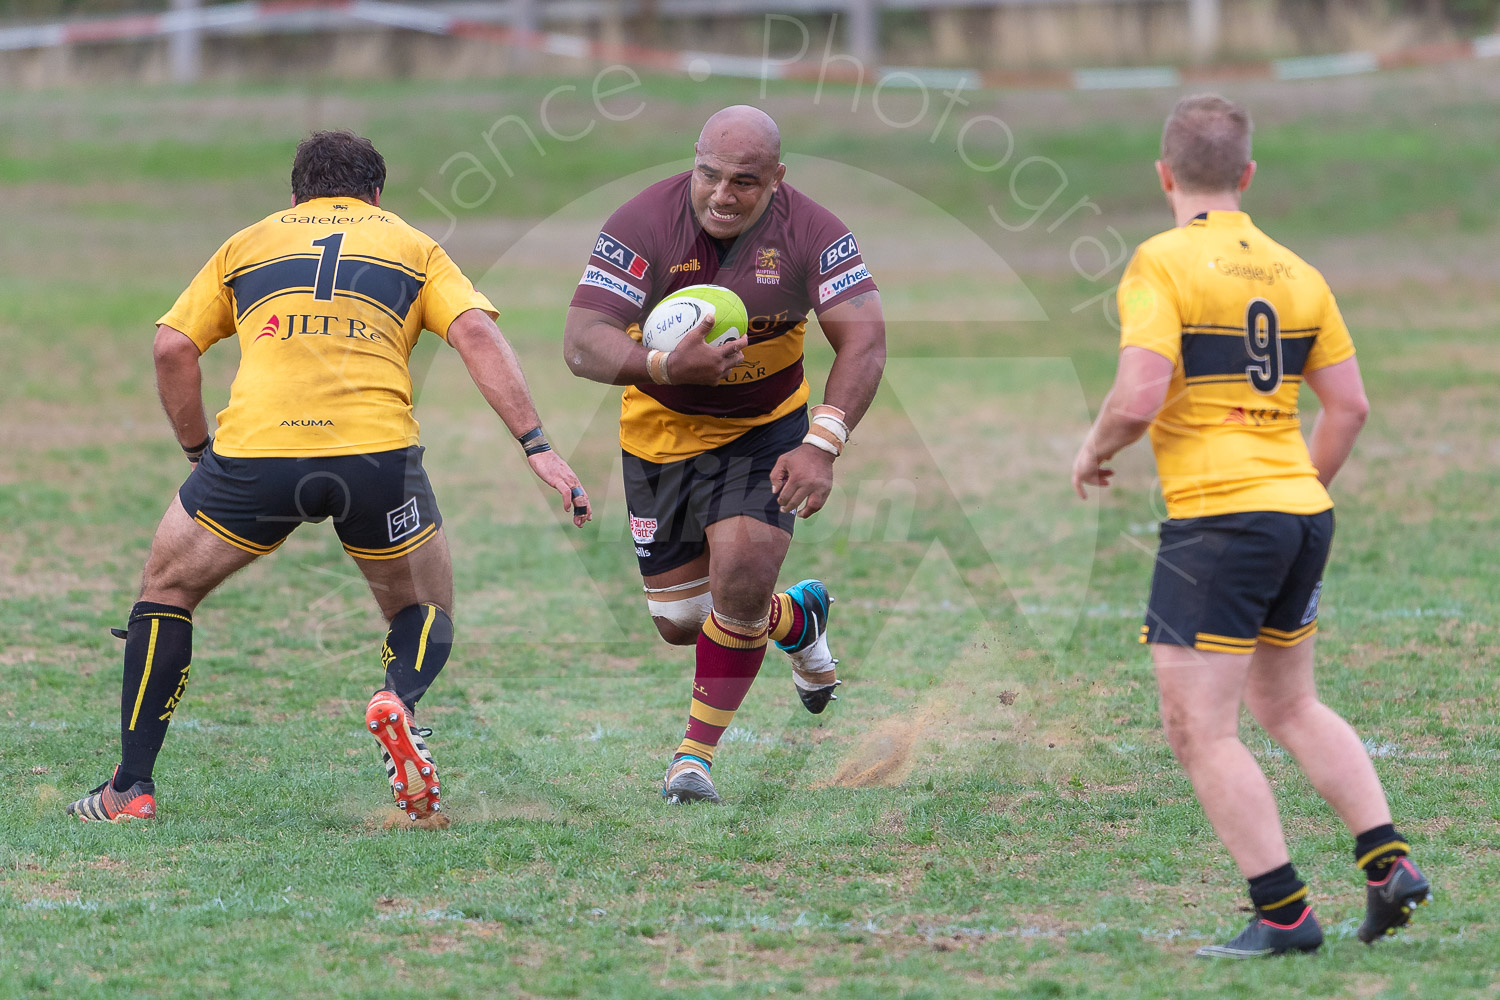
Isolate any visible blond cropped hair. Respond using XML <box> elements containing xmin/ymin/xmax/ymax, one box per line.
<box><xmin>1161</xmin><ymin>95</ymin><xmax>1252</xmax><ymax>194</ymax></box>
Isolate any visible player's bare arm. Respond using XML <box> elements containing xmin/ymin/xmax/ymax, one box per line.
<box><xmin>1302</xmin><ymin>356</ymin><xmax>1370</xmax><ymax>488</ymax></box>
<box><xmin>153</xmin><ymin>324</ymin><xmax>211</xmax><ymax>463</ymax></box>
<box><xmin>1071</xmin><ymin>346</ymin><xmax>1174</xmax><ymax>499</ymax></box>
<box><xmin>447</xmin><ymin>308</ymin><xmax>593</xmax><ymax>527</ymax></box>
<box><xmin>771</xmin><ymin>289</ymin><xmax>886</xmax><ymax>518</ymax></box>
<box><xmin>562</xmin><ymin>305</ymin><xmax>743</xmax><ymax>386</ymax></box>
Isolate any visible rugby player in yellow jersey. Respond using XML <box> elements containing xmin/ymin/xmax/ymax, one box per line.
<box><xmin>67</xmin><ymin>131</ymin><xmax>591</xmax><ymax>824</ymax></box>
<box><xmin>1071</xmin><ymin>95</ymin><xmax>1430</xmax><ymax>956</ymax></box>
<box><xmin>564</xmin><ymin>106</ymin><xmax>885</xmax><ymax>804</ymax></box>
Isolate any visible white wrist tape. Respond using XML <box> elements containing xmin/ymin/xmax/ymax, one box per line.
<box><xmin>803</xmin><ymin>432</ymin><xmax>841</xmax><ymax>456</ymax></box>
<box><xmin>811</xmin><ymin>413</ymin><xmax>849</xmax><ymax>444</ymax></box>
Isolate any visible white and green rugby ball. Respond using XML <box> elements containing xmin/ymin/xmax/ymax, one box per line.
<box><xmin>641</xmin><ymin>284</ymin><xmax>747</xmax><ymax>352</ymax></box>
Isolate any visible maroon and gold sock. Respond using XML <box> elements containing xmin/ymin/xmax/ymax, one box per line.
<box><xmin>675</xmin><ymin>611</ymin><xmax>770</xmax><ymax>764</ymax></box>
<box><xmin>767</xmin><ymin>592</ymin><xmax>804</xmax><ymax>647</ymax></box>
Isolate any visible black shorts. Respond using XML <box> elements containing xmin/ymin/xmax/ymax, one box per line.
<box><xmin>1142</xmin><ymin>509</ymin><xmax>1333</xmax><ymax>653</ymax></box>
<box><xmin>178</xmin><ymin>445</ymin><xmax>442</xmax><ymax>559</ymax></box>
<box><xmin>622</xmin><ymin>408</ymin><xmax>807</xmax><ymax>577</ymax></box>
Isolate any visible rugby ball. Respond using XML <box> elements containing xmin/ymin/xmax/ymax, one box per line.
<box><xmin>641</xmin><ymin>284</ymin><xmax>747</xmax><ymax>353</ymax></box>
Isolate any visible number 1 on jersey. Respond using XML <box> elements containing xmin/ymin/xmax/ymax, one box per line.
<box><xmin>311</xmin><ymin>233</ymin><xmax>344</xmax><ymax>302</ymax></box>
<box><xmin>1244</xmin><ymin>297</ymin><xmax>1282</xmax><ymax>394</ymax></box>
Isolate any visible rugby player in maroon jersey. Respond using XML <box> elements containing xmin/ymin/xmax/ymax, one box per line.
<box><xmin>564</xmin><ymin>106</ymin><xmax>885</xmax><ymax>803</ymax></box>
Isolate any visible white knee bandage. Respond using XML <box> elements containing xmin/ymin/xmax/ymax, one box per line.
<box><xmin>645</xmin><ymin>577</ymin><xmax>713</xmax><ymax>631</ymax></box>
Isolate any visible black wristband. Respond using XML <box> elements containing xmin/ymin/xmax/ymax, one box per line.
<box><xmin>517</xmin><ymin>426</ymin><xmax>551</xmax><ymax>457</ymax></box>
<box><xmin>182</xmin><ymin>435</ymin><xmax>211</xmax><ymax>456</ymax></box>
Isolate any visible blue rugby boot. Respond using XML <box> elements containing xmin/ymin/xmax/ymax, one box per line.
<box><xmin>778</xmin><ymin>579</ymin><xmax>840</xmax><ymax>714</ymax></box>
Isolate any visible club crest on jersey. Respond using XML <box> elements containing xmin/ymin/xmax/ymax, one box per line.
<box><xmin>629</xmin><ymin>513</ymin><xmax>657</xmax><ymax>544</ymax></box>
<box><xmin>755</xmin><ymin>246</ymin><xmax>781</xmax><ymax>285</ymax></box>
<box><xmin>819</xmin><ymin>233</ymin><xmax>859</xmax><ymax>274</ymax></box>
<box><xmin>593</xmin><ymin>232</ymin><xmax>649</xmax><ymax>279</ymax></box>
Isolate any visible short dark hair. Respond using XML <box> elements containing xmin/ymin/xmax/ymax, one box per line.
<box><xmin>290</xmin><ymin>130</ymin><xmax>386</xmax><ymax>204</ymax></box>
<box><xmin>1161</xmin><ymin>94</ymin><xmax>1252</xmax><ymax>195</ymax></box>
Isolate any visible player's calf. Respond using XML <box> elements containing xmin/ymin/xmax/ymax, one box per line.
<box><xmin>66</xmin><ymin>602</ymin><xmax>197</xmax><ymax>822</ymax></box>
<box><xmin>663</xmin><ymin>610</ymin><xmax>771</xmax><ymax>803</ymax></box>
<box><xmin>379</xmin><ymin>603</ymin><xmax>453</xmax><ymax>712</ymax></box>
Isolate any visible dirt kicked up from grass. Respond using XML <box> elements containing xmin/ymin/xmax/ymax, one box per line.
<box><xmin>2</xmin><ymin>66</ymin><xmax>1500</xmax><ymax>999</ymax></box>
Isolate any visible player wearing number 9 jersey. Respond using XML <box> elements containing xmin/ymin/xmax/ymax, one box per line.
<box><xmin>1115</xmin><ymin>198</ymin><xmax>1353</xmax><ymax>522</ymax></box>
<box><xmin>1071</xmin><ymin>95</ymin><xmax>1429</xmax><ymax>959</ymax></box>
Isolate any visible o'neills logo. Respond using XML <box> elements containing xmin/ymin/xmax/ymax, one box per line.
<box><xmin>256</xmin><ymin>315</ymin><xmax>281</xmax><ymax>340</ymax></box>
<box><xmin>629</xmin><ymin>513</ymin><xmax>657</xmax><ymax>544</ymax></box>
<box><xmin>669</xmin><ymin>259</ymin><xmax>702</xmax><ymax>274</ymax></box>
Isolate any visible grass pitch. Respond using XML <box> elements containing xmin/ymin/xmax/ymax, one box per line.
<box><xmin>2</xmin><ymin>67</ymin><xmax>1500</xmax><ymax>998</ymax></box>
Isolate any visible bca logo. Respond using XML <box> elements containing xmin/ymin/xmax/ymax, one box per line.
<box><xmin>593</xmin><ymin>232</ymin><xmax>649</xmax><ymax>279</ymax></box>
<box><xmin>629</xmin><ymin>513</ymin><xmax>657</xmax><ymax>544</ymax></box>
<box><xmin>819</xmin><ymin>233</ymin><xmax>859</xmax><ymax>274</ymax></box>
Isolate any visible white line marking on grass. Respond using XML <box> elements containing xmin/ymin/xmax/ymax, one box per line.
<box><xmin>374</xmin><ymin>907</ymin><xmax>470</xmax><ymax>922</ymax></box>
<box><xmin>22</xmin><ymin>899</ymin><xmax>97</xmax><ymax>911</ymax></box>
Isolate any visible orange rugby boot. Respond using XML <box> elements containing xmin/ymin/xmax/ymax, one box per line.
<box><xmin>67</xmin><ymin>767</ymin><xmax>157</xmax><ymax>823</ymax></box>
<box><xmin>365</xmin><ymin>690</ymin><xmax>441</xmax><ymax>821</ymax></box>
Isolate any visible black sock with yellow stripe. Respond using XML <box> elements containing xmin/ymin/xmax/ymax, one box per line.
<box><xmin>116</xmin><ymin>602</ymin><xmax>194</xmax><ymax>790</ymax></box>
<box><xmin>1248</xmin><ymin>862</ymin><xmax>1309</xmax><ymax>925</ymax></box>
<box><xmin>381</xmin><ymin>603</ymin><xmax>453</xmax><ymax>712</ymax></box>
<box><xmin>1354</xmin><ymin>824</ymin><xmax>1409</xmax><ymax>880</ymax></box>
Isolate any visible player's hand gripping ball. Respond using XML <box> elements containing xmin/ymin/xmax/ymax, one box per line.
<box><xmin>642</xmin><ymin>284</ymin><xmax>748</xmax><ymax>352</ymax></box>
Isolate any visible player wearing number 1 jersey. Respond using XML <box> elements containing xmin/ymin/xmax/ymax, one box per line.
<box><xmin>1072</xmin><ymin>95</ymin><xmax>1430</xmax><ymax>958</ymax></box>
<box><xmin>66</xmin><ymin>131</ymin><xmax>590</xmax><ymax>825</ymax></box>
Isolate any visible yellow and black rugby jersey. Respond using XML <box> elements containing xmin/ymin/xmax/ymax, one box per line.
<box><xmin>158</xmin><ymin>197</ymin><xmax>497</xmax><ymax>458</ymax></box>
<box><xmin>1117</xmin><ymin>211</ymin><xmax>1355</xmax><ymax>519</ymax></box>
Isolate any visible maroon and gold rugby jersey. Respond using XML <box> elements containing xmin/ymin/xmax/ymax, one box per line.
<box><xmin>569</xmin><ymin>172</ymin><xmax>877</xmax><ymax>462</ymax></box>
